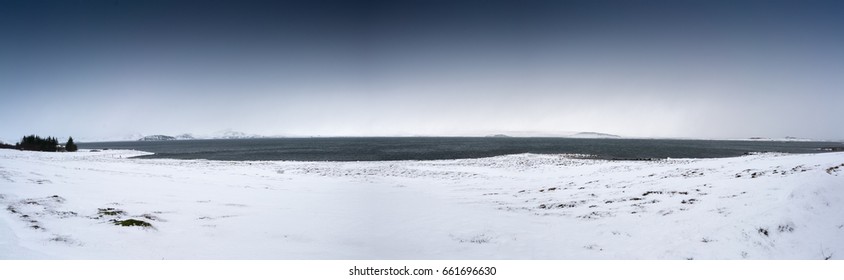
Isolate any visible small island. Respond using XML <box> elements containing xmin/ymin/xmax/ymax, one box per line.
<box><xmin>568</xmin><ymin>132</ymin><xmax>622</xmax><ymax>138</ymax></box>
<box><xmin>138</xmin><ymin>134</ymin><xmax>196</xmax><ymax>141</ymax></box>
<box><xmin>138</xmin><ymin>135</ymin><xmax>178</xmax><ymax>141</ymax></box>
<box><xmin>485</xmin><ymin>134</ymin><xmax>512</xmax><ymax>138</ymax></box>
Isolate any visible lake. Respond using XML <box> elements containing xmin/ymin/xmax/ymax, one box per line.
<box><xmin>77</xmin><ymin>137</ymin><xmax>844</xmax><ymax>161</ymax></box>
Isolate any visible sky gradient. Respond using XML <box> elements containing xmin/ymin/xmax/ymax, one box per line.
<box><xmin>1</xmin><ymin>0</ymin><xmax>843</xmax><ymax>142</ymax></box>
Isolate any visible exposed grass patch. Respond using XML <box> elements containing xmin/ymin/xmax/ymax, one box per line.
<box><xmin>51</xmin><ymin>210</ymin><xmax>78</xmax><ymax>218</ymax></box>
<box><xmin>49</xmin><ymin>234</ymin><xmax>79</xmax><ymax>245</ymax></box>
<box><xmin>138</xmin><ymin>213</ymin><xmax>163</xmax><ymax>221</ymax></box>
<box><xmin>826</xmin><ymin>164</ymin><xmax>843</xmax><ymax>174</ymax></box>
<box><xmin>557</xmin><ymin>202</ymin><xmax>578</xmax><ymax>208</ymax></box>
<box><xmin>451</xmin><ymin>233</ymin><xmax>493</xmax><ymax>244</ymax></box>
<box><xmin>681</xmin><ymin>198</ymin><xmax>698</xmax><ymax>204</ymax></box>
<box><xmin>112</xmin><ymin>219</ymin><xmax>154</xmax><ymax>228</ymax></box>
<box><xmin>578</xmin><ymin>211</ymin><xmax>614</xmax><ymax>220</ymax></box>
<box><xmin>583</xmin><ymin>244</ymin><xmax>603</xmax><ymax>251</ymax></box>
<box><xmin>98</xmin><ymin>208</ymin><xmax>126</xmax><ymax>216</ymax></box>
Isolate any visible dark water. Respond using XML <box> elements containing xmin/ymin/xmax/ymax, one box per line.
<box><xmin>77</xmin><ymin>137</ymin><xmax>844</xmax><ymax>161</ymax></box>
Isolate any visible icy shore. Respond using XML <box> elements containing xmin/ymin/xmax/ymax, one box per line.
<box><xmin>1</xmin><ymin>149</ymin><xmax>842</xmax><ymax>259</ymax></box>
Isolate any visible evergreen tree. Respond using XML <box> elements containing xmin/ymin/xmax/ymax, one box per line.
<box><xmin>66</xmin><ymin>137</ymin><xmax>78</xmax><ymax>152</ymax></box>
<box><xmin>16</xmin><ymin>135</ymin><xmax>61</xmax><ymax>152</ymax></box>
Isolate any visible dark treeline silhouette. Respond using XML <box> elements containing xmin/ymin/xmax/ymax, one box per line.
<box><xmin>0</xmin><ymin>142</ymin><xmax>14</xmax><ymax>149</ymax></box>
<box><xmin>66</xmin><ymin>137</ymin><xmax>78</xmax><ymax>152</ymax></box>
<box><xmin>4</xmin><ymin>135</ymin><xmax>79</xmax><ymax>152</ymax></box>
<box><xmin>17</xmin><ymin>135</ymin><xmax>59</xmax><ymax>152</ymax></box>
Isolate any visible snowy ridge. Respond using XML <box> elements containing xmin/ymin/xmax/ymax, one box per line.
<box><xmin>134</xmin><ymin>130</ymin><xmax>265</xmax><ymax>141</ymax></box>
<box><xmin>138</xmin><ymin>135</ymin><xmax>177</xmax><ymax>141</ymax></box>
<box><xmin>0</xmin><ymin>149</ymin><xmax>842</xmax><ymax>259</ymax></box>
<box><xmin>210</xmin><ymin>129</ymin><xmax>263</xmax><ymax>139</ymax></box>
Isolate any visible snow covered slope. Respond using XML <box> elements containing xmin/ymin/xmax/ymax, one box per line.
<box><xmin>0</xmin><ymin>149</ymin><xmax>842</xmax><ymax>259</ymax></box>
<box><xmin>137</xmin><ymin>135</ymin><xmax>177</xmax><ymax>141</ymax></box>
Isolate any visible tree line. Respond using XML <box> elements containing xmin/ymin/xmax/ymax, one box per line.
<box><xmin>5</xmin><ymin>135</ymin><xmax>78</xmax><ymax>152</ymax></box>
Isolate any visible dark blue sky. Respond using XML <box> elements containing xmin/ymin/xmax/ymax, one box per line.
<box><xmin>2</xmin><ymin>0</ymin><xmax>843</xmax><ymax>141</ymax></box>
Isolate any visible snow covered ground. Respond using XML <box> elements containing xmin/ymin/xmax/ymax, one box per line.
<box><xmin>1</xmin><ymin>149</ymin><xmax>842</xmax><ymax>259</ymax></box>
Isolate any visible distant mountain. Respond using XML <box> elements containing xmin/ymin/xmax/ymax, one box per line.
<box><xmin>138</xmin><ymin>135</ymin><xmax>177</xmax><ymax>141</ymax></box>
<box><xmin>741</xmin><ymin>136</ymin><xmax>815</xmax><ymax>142</ymax></box>
<box><xmin>75</xmin><ymin>133</ymin><xmax>145</xmax><ymax>143</ymax></box>
<box><xmin>135</xmin><ymin>130</ymin><xmax>265</xmax><ymax>141</ymax></box>
<box><xmin>174</xmin><ymin>133</ymin><xmax>195</xmax><ymax>140</ymax></box>
<box><xmin>211</xmin><ymin>129</ymin><xmax>263</xmax><ymax>139</ymax></box>
<box><xmin>485</xmin><ymin>134</ymin><xmax>512</xmax><ymax>138</ymax></box>
<box><xmin>567</xmin><ymin>132</ymin><xmax>622</xmax><ymax>139</ymax></box>
<box><xmin>783</xmin><ymin>136</ymin><xmax>814</xmax><ymax>142</ymax></box>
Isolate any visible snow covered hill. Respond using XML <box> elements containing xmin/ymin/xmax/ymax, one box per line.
<box><xmin>1</xmin><ymin>149</ymin><xmax>842</xmax><ymax>259</ymax></box>
<box><xmin>138</xmin><ymin>135</ymin><xmax>177</xmax><ymax>141</ymax></box>
<box><xmin>210</xmin><ymin>129</ymin><xmax>262</xmax><ymax>139</ymax></box>
<box><xmin>139</xmin><ymin>134</ymin><xmax>199</xmax><ymax>141</ymax></box>
<box><xmin>135</xmin><ymin>130</ymin><xmax>263</xmax><ymax>141</ymax></box>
